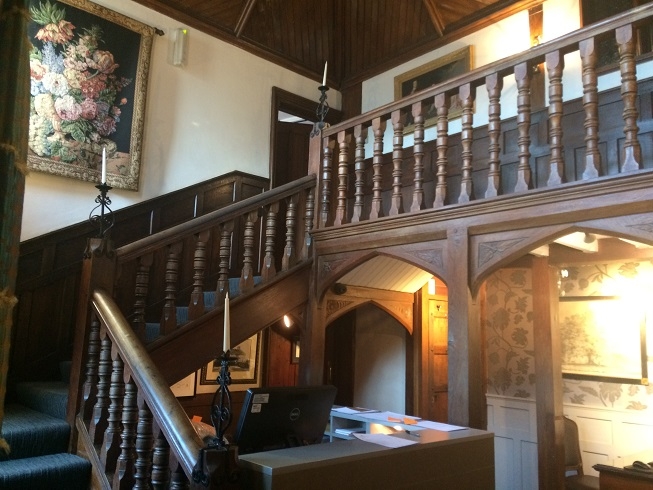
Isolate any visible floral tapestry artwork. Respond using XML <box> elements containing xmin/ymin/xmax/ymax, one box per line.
<box><xmin>27</xmin><ymin>0</ymin><xmax>154</xmax><ymax>190</ymax></box>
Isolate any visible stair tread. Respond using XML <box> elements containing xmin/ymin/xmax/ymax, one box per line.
<box><xmin>0</xmin><ymin>452</ymin><xmax>91</xmax><ymax>489</ymax></box>
<box><xmin>2</xmin><ymin>404</ymin><xmax>70</xmax><ymax>460</ymax></box>
<box><xmin>15</xmin><ymin>381</ymin><xmax>68</xmax><ymax>420</ymax></box>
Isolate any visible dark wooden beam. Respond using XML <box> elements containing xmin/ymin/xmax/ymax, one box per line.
<box><xmin>235</xmin><ymin>0</ymin><xmax>257</xmax><ymax>38</ymax></box>
<box><xmin>422</xmin><ymin>0</ymin><xmax>446</xmax><ymax>37</ymax></box>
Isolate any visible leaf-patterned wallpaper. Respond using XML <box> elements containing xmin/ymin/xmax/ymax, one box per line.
<box><xmin>484</xmin><ymin>261</ymin><xmax>653</xmax><ymax>412</ymax></box>
<box><xmin>485</xmin><ymin>269</ymin><xmax>536</xmax><ymax>399</ymax></box>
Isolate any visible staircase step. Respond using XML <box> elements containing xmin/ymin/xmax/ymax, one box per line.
<box><xmin>0</xmin><ymin>452</ymin><xmax>91</xmax><ymax>490</ymax></box>
<box><xmin>14</xmin><ymin>381</ymin><xmax>68</xmax><ymax>420</ymax></box>
<box><xmin>1</xmin><ymin>404</ymin><xmax>70</xmax><ymax>460</ymax></box>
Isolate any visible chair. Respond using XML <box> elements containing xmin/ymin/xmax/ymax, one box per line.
<box><xmin>564</xmin><ymin>416</ymin><xmax>600</xmax><ymax>490</ymax></box>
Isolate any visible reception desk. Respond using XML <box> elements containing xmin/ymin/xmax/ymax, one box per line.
<box><xmin>594</xmin><ymin>464</ymin><xmax>653</xmax><ymax>490</ymax></box>
<box><xmin>237</xmin><ymin>428</ymin><xmax>494</xmax><ymax>489</ymax></box>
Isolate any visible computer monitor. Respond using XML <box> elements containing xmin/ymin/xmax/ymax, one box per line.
<box><xmin>234</xmin><ymin>385</ymin><xmax>337</xmax><ymax>455</ymax></box>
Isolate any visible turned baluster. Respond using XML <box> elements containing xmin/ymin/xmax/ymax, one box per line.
<box><xmin>161</xmin><ymin>242</ymin><xmax>183</xmax><ymax>336</ymax></box>
<box><xmin>132</xmin><ymin>254</ymin><xmax>152</xmax><ymax>342</ymax></box>
<box><xmin>546</xmin><ymin>50</ymin><xmax>565</xmax><ymax>186</ymax></box>
<box><xmin>334</xmin><ymin>131</ymin><xmax>351</xmax><ymax>226</ymax></box>
<box><xmin>189</xmin><ymin>230</ymin><xmax>210</xmax><ymax>321</ymax></box>
<box><xmin>169</xmin><ymin>462</ymin><xmax>189</xmax><ymax>490</ymax></box>
<box><xmin>319</xmin><ymin>137</ymin><xmax>335</xmax><ymax>227</ymax></box>
<box><xmin>616</xmin><ymin>24</ymin><xmax>641</xmax><ymax>171</ymax></box>
<box><xmin>151</xmin><ymin>429</ymin><xmax>171</xmax><ymax>489</ymax></box>
<box><xmin>514</xmin><ymin>61</ymin><xmax>532</xmax><ymax>192</ymax></box>
<box><xmin>370</xmin><ymin>117</ymin><xmax>386</xmax><ymax>219</ymax></box>
<box><xmin>458</xmin><ymin>84</ymin><xmax>475</xmax><ymax>203</ymax></box>
<box><xmin>486</xmin><ymin>73</ymin><xmax>503</xmax><ymax>198</ymax></box>
<box><xmin>89</xmin><ymin>330</ymin><xmax>111</xmax><ymax>445</ymax></box>
<box><xmin>352</xmin><ymin>124</ymin><xmax>368</xmax><ymax>222</ymax></box>
<box><xmin>216</xmin><ymin>220</ymin><xmax>234</xmax><ymax>303</ymax></box>
<box><xmin>100</xmin><ymin>351</ymin><xmax>125</xmax><ymax>480</ymax></box>
<box><xmin>261</xmin><ymin>202</ymin><xmax>279</xmax><ymax>281</ymax></box>
<box><xmin>433</xmin><ymin>93</ymin><xmax>450</xmax><ymax>207</ymax></box>
<box><xmin>133</xmin><ymin>395</ymin><xmax>154</xmax><ymax>490</ymax></box>
<box><xmin>80</xmin><ymin>319</ymin><xmax>100</xmax><ymax>424</ymax></box>
<box><xmin>579</xmin><ymin>37</ymin><xmax>601</xmax><ymax>179</ymax></box>
<box><xmin>239</xmin><ymin>210</ymin><xmax>259</xmax><ymax>293</ymax></box>
<box><xmin>282</xmin><ymin>194</ymin><xmax>298</xmax><ymax>271</ymax></box>
<box><xmin>300</xmin><ymin>186</ymin><xmax>315</xmax><ymax>260</ymax></box>
<box><xmin>114</xmin><ymin>378</ymin><xmax>137</xmax><ymax>490</ymax></box>
<box><xmin>389</xmin><ymin>109</ymin><xmax>405</xmax><ymax>216</ymax></box>
<box><xmin>411</xmin><ymin>101</ymin><xmax>426</xmax><ymax>212</ymax></box>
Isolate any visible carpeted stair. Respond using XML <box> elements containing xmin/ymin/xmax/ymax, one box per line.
<box><xmin>0</xmin><ymin>363</ymin><xmax>91</xmax><ymax>489</ymax></box>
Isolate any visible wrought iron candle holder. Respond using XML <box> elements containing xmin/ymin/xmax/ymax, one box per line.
<box><xmin>311</xmin><ymin>85</ymin><xmax>330</xmax><ymax>137</ymax></box>
<box><xmin>210</xmin><ymin>349</ymin><xmax>234</xmax><ymax>448</ymax></box>
<box><xmin>89</xmin><ymin>182</ymin><xmax>115</xmax><ymax>238</ymax></box>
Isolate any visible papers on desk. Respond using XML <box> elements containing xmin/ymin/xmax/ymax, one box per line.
<box><xmin>357</xmin><ymin>411</ymin><xmax>465</xmax><ymax>432</ymax></box>
<box><xmin>414</xmin><ymin>420</ymin><xmax>466</xmax><ymax>432</ymax></box>
<box><xmin>332</xmin><ymin>406</ymin><xmax>380</xmax><ymax>415</ymax></box>
<box><xmin>353</xmin><ymin>433</ymin><xmax>418</xmax><ymax>448</ymax></box>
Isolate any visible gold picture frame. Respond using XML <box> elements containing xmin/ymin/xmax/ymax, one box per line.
<box><xmin>197</xmin><ymin>333</ymin><xmax>262</xmax><ymax>393</ymax></box>
<box><xmin>27</xmin><ymin>0</ymin><xmax>155</xmax><ymax>190</ymax></box>
<box><xmin>394</xmin><ymin>46</ymin><xmax>473</xmax><ymax>128</ymax></box>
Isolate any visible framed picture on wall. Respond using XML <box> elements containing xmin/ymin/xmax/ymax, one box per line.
<box><xmin>394</xmin><ymin>46</ymin><xmax>473</xmax><ymax>130</ymax></box>
<box><xmin>559</xmin><ymin>296</ymin><xmax>648</xmax><ymax>384</ymax></box>
<box><xmin>197</xmin><ymin>333</ymin><xmax>262</xmax><ymax>393</ymax></box>
<box><xmin>26</xmin><ymin>0</ymin><xmax>155</xmax><ymax>190</ymax></box>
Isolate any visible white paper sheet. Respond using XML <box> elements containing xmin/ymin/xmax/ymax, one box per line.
<box><xmin>415</xmin><ymin>420</ymin><xmax>466</xmax><ymax>432</ymax></box>
<box><xmin>353</xmin><ymin>433</ymin><xmax>418</xmax><ymax>448</ymax></box>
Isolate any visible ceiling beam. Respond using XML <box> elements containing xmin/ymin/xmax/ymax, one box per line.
<box><xmin>235</xmin><ymin>0</ymin><xmax>258</xmax><ymax>38</ymax></box>
<box><xmin>422</xmin><ymin>0</ymin><xmax>446</xmax><ymax>37</ymax></box>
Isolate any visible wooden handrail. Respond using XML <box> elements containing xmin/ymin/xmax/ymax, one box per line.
<box><xmin>117</xmin><ymin>175</ymin><xmax>316</xmax><ymax>261</ymax></box>
<box><xmin>92</xmin><ymin>289</ymin><xmax>203</xmax><ymax>477</ymax></box>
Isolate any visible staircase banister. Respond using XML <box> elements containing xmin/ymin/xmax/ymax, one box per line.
<box><xmin>91</xmin><ymin>288</ymin><xmax>203</xmax><ymax>477</ymax></box>
<box><xmin>116</xmin><ymin>174</ymin><xmax>317</xmax><ymax>261</ymax></box>
<box><xmin>322</xmin><ymin>2</ymin><xmax>653</xmax><ymax>138</ymax></box>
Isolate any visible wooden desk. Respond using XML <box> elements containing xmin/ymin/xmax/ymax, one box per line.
<box><xmin>237</xmin><ymin>428</ymin><xmax>494</xmax><ymax>490</ymax></box>
<box><xmin>594</xmin><ymin>464</ymin><xmax>653</xmax><ymax>490</ymax></box>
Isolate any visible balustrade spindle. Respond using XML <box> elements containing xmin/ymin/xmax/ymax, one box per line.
<box><xmin>320</xmin><ymin>137</ymin><xmax>335</xmax><ymax>227</ymax></box>
<box><xmin>514</xmin><ymin>62</ymin><xmax>533</xmax><ymax>192</ymax></box>
<box><xmin>189</xmin><ymin>230</ymin><xmax>210</xmax><ymax>320</ymax></box>
<box><xmin>370</xmin><ymin>117</ymin><xmax>386</xmax><ymax>219</ymax></box>
<box><xmin>81</xmin><ymin>319</ymin><xmax>100</xmax><ymax>423</ymax></box>
<box><xmin>434</xmin><ymin>93</ymin><xmax>449</xmax><ymax>207</ymax></box>
<box><xmin>261</xmin><ymin>202</ymin><xmax>279</xmax><ymax>281</ymax></box>
<box><xmin>579</xmin><ymin>37</ymin><xmax>601</xmax><ymax>179</ymax></box>
<box><xmin>486</xmin><ymin>73</ymin><xmax>503</xmax><ymax>198</ymax></box>
<box><xmin>115</xmin><ymin>378</ymin><xmax>137</xmax><ymax>490</ymax></box>
<box><xmin>169</xmin><ymin>463</ymin><xmax>190</xmax><ymax>490</ymax></box>
<box><xmin>546</xmin><ymin>50</ymin><xmax>565</xmax><ymax>186</ymax></box>
<box><xmin>132</xmin><ymin>254</ymin><xmax>152</xmax><ymax>342</ymax></box>
<box><xmin>301</xmin><ymin>186</ymin><xmax>315</xmax><ymax>260</ymax></box>
<box><xmin>133</xmin><ymin>397</ymin><xmax>154</xmax><ymax>490</ymax></box>
<box><xmin>352</xmin><ymin>124</ymin><xmax>368</xmax><ymax>222</ymax></box>
<box><xmin>161</xmin><ymin>242</ymin><xmax>183</xmax><ymax>335</ymax></box>
<box><xmin>216</xmin><ymin>220</ymin><xmax>234</xmax><ymax>302</ymax></box>
<box><xmin>411</xmin><ymin>101</ymin><xmax>426</xmax><ymax>212</ymax></box>
<box><xmin>151</xmin><ymin>430</ymin><xmax>171</xmax><ymax>489</ymax></box>
<box><xmin>89</xmin><ymin>331</ymin><xmax>111</xmax><ymax>445</ymax></box>
<box><xmin>616</xmin><ymin>24</ymin><xmax>641</xmax><ymax>171</ymax></box>
<box><xmin>239</xmin><ymin>210</ymin><xmax>259</xmax><ymax>293</ymax></box>
<box><xmin>282</xmin><ymin>194</ymin><xmax>298</xmax><ymax>271</ymax></box>
<box><xmin>334</xmin><ymin>131</ymin><xmax>351</xmax><ymax>226</ymax></box>
<box><xmin>458</xmin><ymin>84</ymin><xmax>475</xmax><ymax>203</ymax></box>
<box><xmin>390</xmin><ymin>109</ymin><xmax>406</xmax><ymax>216</ymax></box>
<box><xmin>100</xmin><ymin>353</ymin><xmax>125</xmax><ymax>477</ymax></box>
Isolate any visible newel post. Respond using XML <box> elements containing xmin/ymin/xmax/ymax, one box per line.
<box><xmin>67</xmin><ymin>237</ymin><xmax>117</xmax><ymax>451</ymax></box>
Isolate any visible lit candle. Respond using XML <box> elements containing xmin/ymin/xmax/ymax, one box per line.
<box><xmin>322</xmin><ymin>61</ymin><xmax>327</xmax><ymax>87</ymax></box>
<box><xmin>101</xmin><ymin>147</ymin><xmax>107</xmax><ymax>184</ymax></box>
<box><xmin>223</xmin><ymin>292</ymin><xmax>230</xmax><ymax>352</ymax></box>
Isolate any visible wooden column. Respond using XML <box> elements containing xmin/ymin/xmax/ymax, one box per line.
<box><xmin>532</xmin><ymin>256</ymin><xmax>564</xmax><ymax>490</ymax></box>
<box><xmin>446</xmin><ymin>227</ymin><xmax>483</xmax><ymax>428</ymax></box>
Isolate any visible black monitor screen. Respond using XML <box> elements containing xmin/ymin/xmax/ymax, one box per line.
<box><xmin>234</xmin><ymin>385</ymin><xmax>337</xmax><ymax>455</ymax></box>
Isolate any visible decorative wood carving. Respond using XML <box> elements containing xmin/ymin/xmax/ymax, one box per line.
<box><xmin>433</xmin><ymin>92</ymin><xmax>449</xmax><ymax>207</ymax></box>
<box><xmin>478</xmin><ymin>238</ymin><xmax>527</xmax><ymax>267</ymax></box>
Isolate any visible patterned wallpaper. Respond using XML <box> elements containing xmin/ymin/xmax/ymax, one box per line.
<box><xmin>484</xmin><ymin>262</ymin><xmax>653</xmax><ymax>412</ymax></box>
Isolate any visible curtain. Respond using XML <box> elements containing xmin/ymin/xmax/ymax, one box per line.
<box><xmin>0</xmin><ymin>0</ymin><xmax>30</xmax><ymax>454</ymax></box>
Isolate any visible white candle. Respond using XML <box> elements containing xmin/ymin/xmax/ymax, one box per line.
<box><xmin>322</xmin><ymin>61</ymin><xmax>327</xmax><ymax>86</ymax></box>
<box><xmin>101</xmin><ymin>147</ymin><xmax>107</xmax><ymax>184</ymax></box>
<box><xmin>223</xmin><ymin>292</ymin><xmax>230</xmax><ymax>352</ymax></box>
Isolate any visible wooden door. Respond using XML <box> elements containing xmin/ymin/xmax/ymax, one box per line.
<box><xmin>323</xmin><ymin>311</ymin><xmax>355</xmax><ymax>407</ymax></box>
